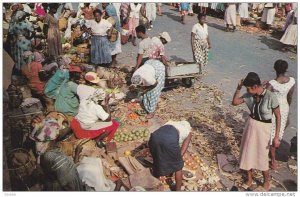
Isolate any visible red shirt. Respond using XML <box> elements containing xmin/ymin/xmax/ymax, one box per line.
<box><xmin>21</xmin><ymin>61</ymin><xmax>45</xmax><ymax>94</ymax></box>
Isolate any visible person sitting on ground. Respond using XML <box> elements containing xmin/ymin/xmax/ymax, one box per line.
<box><xmin>148</xmin><ymin>32</ymin><xmax>171</xmax><ymax>66</ymax></box>
<box><xmin>21</xmin><ymin>51</ymin><xmax>47</xmax><ymax>108</ymax></box>
<box><xmin>131</xmin><ymin>59</ymin><xmax>165</xmax><ymax>119</ymax></box>
<box><xmin>149</xmin><ymin>120</ymin><xmax>192</xmax><ymax>191</ymax></box>
<box><xmin>44</xmin><ymin>65</ymin><xmax>82</xmax><ymax>116</ymax></box>
<box><xmin>71</xmin><ymin>71</ymin><xmax>119</xmax><ymax>148</ymax></box>
<box><xmin>266</xmin><ymin>60</ymin><xmax>295</xmax><ymax>170</ymax></box>
<box><xmin>134</xmin><ymin>25</ymin><xmax>152</xmax><ymax>71</ymax></box>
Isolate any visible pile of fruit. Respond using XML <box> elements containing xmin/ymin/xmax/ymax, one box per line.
<box><xmin>71</xmin><ymin>55</ymin><xmax>83</xmax><ymax>63</ymax></box>
<box><xmin>183</xmin><ymin>153</ymin><xmax>201</xmax><ymax>170</ymax></box>
<box><xmin>113</xmin><ymin>129</ymin><xmax>150</xmax><ymax>142</ymax></box>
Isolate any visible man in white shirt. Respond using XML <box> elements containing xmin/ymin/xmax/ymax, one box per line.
<box><xmin>135</xmin><ymin>25</ymin><xmax>152</xmax><ymax>71</ymax></box>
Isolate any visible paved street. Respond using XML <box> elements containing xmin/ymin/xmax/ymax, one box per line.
<box><xmin>119</xmin><ymin>4</ymin><xmax>297</xmax><ymax>146</ymax></box>
<box><xmin>118</xmin><ymin>4</ymin><xmax>297</xmax><ymax>190</ymax></box>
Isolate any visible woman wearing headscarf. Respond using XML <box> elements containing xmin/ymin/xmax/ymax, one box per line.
<box><xmin>149</xmin><ymin>120</ymin><xmax>192</xmax><ymax>191</ymax></box>
<box><xmin>102</xmin><ymin>3</ymin><xmax>122</xmax><ymax>67</ymax></box>
<box><xmin>232</xmin><ymin>72</ymin><xmax>281</xmax><ymax>191</ymax></box>
<box><xmin>191</xmin><ymin>13</ymin><xmax>211</xmax><ymax>73</ymax></box>
<box><xmin>44</xmin><ymin>3</ymin><xmax>62</xmax><ymax>59</ymax></box>
<box><xmin>9</xmin><ymin>10</ymin><xmax>34</xmax><ymax>72</ymax></box>
<box><xmin>31</xmin><ymin>117</ymin><xmax>84</xmax><ymax>191</ymax></box>
<box><xmin>71</xmin><ymin>72</ymin><xmax>119</xmax><ymax>148</ymax></box>
<box><xmin>7</xmin><ymin>3</ymin><xmax>22</xmax><ymax>57</ymax></box>
<box><xmin>21</xmin><ymin>51</ymin><xmax>47</xmax><ymax>107</ymax></box>
<box><xmin>44</xmin><ymin>65</ymin><xmax>82</xmax><ymax>116</ymax></box>
<box><xmin>131</xmin><ymin>59</ymin><xmax>165</xmax><ymax>119</ymax></box>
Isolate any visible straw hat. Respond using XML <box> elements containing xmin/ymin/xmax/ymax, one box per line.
<box><xmin>85</xmin><ymin>72</ymin><xmax>100</xmax><ymax>84</ymax></box>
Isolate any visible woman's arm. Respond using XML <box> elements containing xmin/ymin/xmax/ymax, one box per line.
<box><xmin>135</xmin><ymin>54</ymin><xmax>144</xmax><ymax>70</ymax></box>
<box><xmin>207</xmin><ymin>35</ymin><xmax>211</xmax><ymax>49</ymax></box>
<box><xmin>287</xmin><ymin>85</ymin><xmax>295</xmax><ymax>106</ymax></box>
<box><xmin>232</xmin><ymin>79</ymin><xmax>245</xmax><ymax>106</ymax></box>
<box><xmin>191</xmin><ymin>32</ymin><xmax>195</xmax><ymax>54</ymax></box>
<box><xmin>272</xmin><ymin>107</ymin><xmax>281</xmax><ymax>147</ymax></box>
<box><xmin>181</xmin><ymin>133</ymin><xmax>192</xmax><ymax>156</ymax></box>
<box><xmin>102</xmin><ymin>95</ymin><xmax>112</xmax><ymax>121</ymax></box>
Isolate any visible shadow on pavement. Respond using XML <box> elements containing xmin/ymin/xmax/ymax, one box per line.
<box><xmin>207</xmin><ymin>22</ymin><xmax>225</xmax><ymax>32</ymax></box>
<box><xmin>163</xmin><ymin>11</ymin><xmax>181</xmax><ymax>24</ymax></box>
<box><xmin>169</xmin><ymin>55</ymin><xmax>188</xmax><ymax>62</ymax></box>
<box><xmin>258</xmin><ymin>35</ymin><xmax>286</xmax><ymax>51</ymax></box>
<box><xmin>283</xmin><ymin>180</ymin><xmax>297</xmax><ymax>191</ymax></box>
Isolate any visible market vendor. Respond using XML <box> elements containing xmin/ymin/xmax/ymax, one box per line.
<box><xmin>131</xmin><ymin>59</ymin><xmax>165</xmax><ymax>119</ymax></box>
<box><xmin>232</xmin><ymin>72</ymin><xmax>281</xmax><ymax>191</ymax></box>
<box><xmin>44</xmin><ymin>65</ymin><xmax>82</xmax><ymax>116</ymax></box>
<box><xmin>148</xmin><ymin>32</ymin><xmax>171</xmax><ymax>66</ymax></box>
<box><xmin>149</xmin><ymin>120</ymin><xmax>192</xmax><ymax>191</ymax></box>
<box><xmin>134</xmin><ymin>25</ymin><xmax>152</xmax><ymax>71</ymax></box>
<box><xmin>71</xmin><ymin>72</ymin><xmax>119</xmax><ymax>148</ymax></box>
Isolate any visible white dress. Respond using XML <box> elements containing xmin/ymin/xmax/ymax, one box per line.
<box><xmin>239</xmin><ymin>3</ymin><xmax>249</xmax><ymax>18</ymax></box>
<box><xmin>224</xmin><ymin>4</ymin><xmax>237</xmax><ymax>26</ymax></box>
<box><xmin>269</xmin><ymin>77</ymin><xmax>295</xmax><ymax>144</ymax></box>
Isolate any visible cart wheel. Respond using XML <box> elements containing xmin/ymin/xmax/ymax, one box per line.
<box><xmin>182</xmin><ymin>78</ymin><xmax>195</xmax><ymax>88</ymax></box>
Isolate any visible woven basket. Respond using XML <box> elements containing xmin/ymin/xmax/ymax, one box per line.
<box><xmin>7</xmin><ymin>148</ymin><xmax>36</xmax><ymax>179</ymax></box>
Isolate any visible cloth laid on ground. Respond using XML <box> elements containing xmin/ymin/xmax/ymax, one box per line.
<box><xmin>77</xmin><ymin>157</ymin><xmax>115</xmax><ymax>191</ymax></box>
<box><xmin>149</xmin><ymin>125</ymin><xmax>184</xmax><ymax>177</ymax></box>
<box><xmin>40</xmin><ymin>148</ymin><xmax>84</xmax><ymax>191</ymax></box>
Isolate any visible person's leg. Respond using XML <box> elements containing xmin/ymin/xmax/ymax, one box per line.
<box><xmin>111</xmin><ymin>54</ymin><xmax>117</xmax><ymax>67</ymax></box>
<box><xmin>270</xmin><ymin>145</ymin><xmax>277</xmax><ymax>170</ymax></box>
<box><xmin>225</xmin><ymin>24</ymin><xmax>230</xmax><ymax>31</ymax></box>
<box><xmin>245</xmin><ymin>169</ymin><xmax>253</xmax><ymax>186</ymax></box>
<box><xmin>175</xmin><ymin>170</ymin><xmax>182</xmax><ymax>191</ymax></box>
<box><xmin>262</xmin><ymin>170</ymin><xmax>270</xmax><ymax>191</ymax></box>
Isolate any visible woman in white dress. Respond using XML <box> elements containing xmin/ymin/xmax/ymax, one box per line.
<box><xmin>280</xmin><ymin>8</ymin><xmax>297</xmax><ymax>50</ymax></box>
<box><xmin>224</xmin><ymin>3</ymin><xmax>237</xmax><ymax>32</ymax></box>
<box><xmin>261</xmin><ymin>3</ymin><xmax>276</xmax><ymax>31</ymax></box>
<box><xmin>239</xmin><ymin>3</ymin><xmax>249</xmax><ymax>25</ymax></box>
<box><xmin>267</xmin><ymin>60</ymin><xmax>295</xmax><ymax>170</ymax></box>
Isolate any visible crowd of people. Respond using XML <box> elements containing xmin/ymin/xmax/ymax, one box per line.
<box><xmin>2</xmin><ymin>2</ymin><xmax>297</xmax><ymax>192</ymax></box>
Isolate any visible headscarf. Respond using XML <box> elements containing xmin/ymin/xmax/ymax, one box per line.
<box><xmin>15</xmin><ymin>10</ymin><xmax>27</xmax><ymax>21</ymax></box>
<box><xmin>33</xmin><ymin>52</ymin><xmax>45</xmax><ymax>63</ymax></box>
<box><xmin>164</xmin><ymin>120</ymin><xmax>192</xmax><ymax>144</ymax></box>
<box><xmin>131</xmin><ymin>75</ymin><xmax>142</xmax><ymax>85</ymax></box>
<box><xmin>35</xmin><ymin>3</ymin><xmax>46</xmax><ymax>17</ymax></box>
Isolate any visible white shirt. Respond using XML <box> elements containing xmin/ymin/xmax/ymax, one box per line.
<box><xmin>129</xmin><ymin>3</ymin><xmax>142</xmax><ymax>18</ymax></box>
<box><xmin>132</xmin><ymin>64</ymin><xmax>156</xmax><ymax>86</ymax></box>
<box><xmin>192</xmin><ymin>23</ymin><xmax>208</xmax><ymax>40</ymax></box>
<box><xmin>76</xmin><ymin>85</ymin><xmax>109</xmax><ymax>125</ymax></box>
<box><xmin>138</xmin><ymin>37</ymin><xmax>152</xmax><ymax>58</ymax></box>
<box><xmin>86</xmin><ymin>19</ymin><xmax>112</xmax><ymax>36</ymax></box>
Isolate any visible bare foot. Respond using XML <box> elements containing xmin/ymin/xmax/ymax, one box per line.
<box><xmin>146</xmin><ymin>113</ymin><xmax>155</xmax><ymax>119</ymax></box>
<box><xmin>271</xmin><ymin>160</ymin><xmax>277</xmax><ymax>170</ymax></box>
<box><xmin>263</xmin><ymin>182</ymin><xmax>270</xmax><ymax>191</ymax></box>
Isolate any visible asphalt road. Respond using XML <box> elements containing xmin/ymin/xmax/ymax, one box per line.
<box><xmin>119</xmin><ymin>4</ymin><xmax>297</xmax><ymax>146</ymax></box>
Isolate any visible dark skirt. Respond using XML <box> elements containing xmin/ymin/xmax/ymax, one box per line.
<box><xmin>149</xmin><ymin>125</ymin><xmax>183</xmax><ymax>177</ymax></box>
<box><xmin>91</xmin><ymin>36</ymin><xmax>112</xmax><ymax>64</ymax></box>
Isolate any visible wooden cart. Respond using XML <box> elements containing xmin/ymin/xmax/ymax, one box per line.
<box><xmin>165</xmin><ymin>62</ymin><xmax>201</xmax><ymax>88</ymax></box>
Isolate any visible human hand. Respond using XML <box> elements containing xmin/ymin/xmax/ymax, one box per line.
<box><xmin>237</xmin><ymin>78</ymin><xmax>244</xmax><ymax>90</ymax></box>
<box><xmin>31</xmin><ymin>115</ymin><xmax>44</xmax><ymax>128</ymax></box>
<box><xmin>273</xmin><ymin>136</ymin><xmax>280</xmax><ymax>148</ymax></box>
